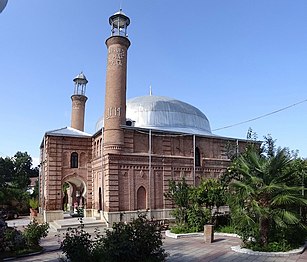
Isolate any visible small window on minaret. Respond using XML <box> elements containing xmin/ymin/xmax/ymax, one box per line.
<box><xmin>71</xmin><ymin>152</ymin><xmax>78</xmax><ymax>168</ymax></box>
<box><xmin>195</xmin><ymin>147</ymin><xmax>201</xmax><ymax>167</ymax></box>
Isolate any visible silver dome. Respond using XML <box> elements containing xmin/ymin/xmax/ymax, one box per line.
<box><xmin>95</xmin><ymin>95</ymin><xmax>212</xmax><ymax>135</ymax></box>
<box><xmin>126</xmin><ymin>95</ymin><xmax>212</xmax><ymax>135</ymax></box>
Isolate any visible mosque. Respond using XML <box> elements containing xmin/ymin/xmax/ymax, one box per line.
<box><xmin>39</xmin><ymin>10</ymin><xmax>249</xmax><ymax>224</ymax></box>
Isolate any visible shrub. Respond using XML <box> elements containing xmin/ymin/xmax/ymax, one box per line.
<box><xmin>1</xmin><ymin>226</ymin><xmax>26</xmax><ymax>252</ymax></box>
<box><xmin>170</xmin><ymin>224</ymin><xmax>193</xmax><ymax>234</ymax></box>
<box><xmin>100</xmin><ymin>213</ymin><xmax>167</xmax><ymax>262</ymax></box>
<box><xmin>166</xmin><ymin>178</ymin><xmax>227</xmax><ymax>234</ymax></box>
<box><xmin>61</xmin><ymin>213</ymin><xmax>168</xmax><ymax>262</ymax></box>
<box><xmin>164</xmin><ymin>178</ymin><xmax>190</xmax><ymax>225</ymax></box>
<box><xmin>170</xmin><ymin>207</ymin><xmax>188</xmax><ymax>227</ymax></box>
<box><xmin>29</xmin><ymin>198</ymin><xmax>39</xmax><ymax>210</ymax></box>
<box><xmin>23</xmin><ymin>219</ymin><xmax>49</xmax><ymax>247</ymax></box>
<box><xmin>187</xmin><ymin>205</ymin><xmax>211</xmax><ymax>232</ymax></box>
<box><xmin>61</xmin><ymin>220</ymin><xmax>94</xmax><ymax>262</ymax></box>
<box><xmin>245</xmin><ymin>240</ymin><xmax>293</xmax><ymax>252</ymax></box>
<box><xmin>270</xmin><ymin>223</ymin><xmax>307</xmax><ymax>249</ymax></box>
<box><xmin>0</xmin><ymin>219</ymin><xmax>48</xmax><ymax>259</ymax></box>
<box><xmin>215</xmin><ymin>225</ymin><xmax>236</xmax><ymax>234</ymax></box>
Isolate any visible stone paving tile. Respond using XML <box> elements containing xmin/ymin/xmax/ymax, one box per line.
<box><xmin>215</xmin><ymin>253</ymin><xmax>242</xmax><ymax>261</ymax></box>
<box><xmin>164</xmin><ymin>235</ymin><xmax>307</xmax><ymax>262</ymax></box>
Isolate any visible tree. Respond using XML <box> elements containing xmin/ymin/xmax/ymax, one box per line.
<box><xmin>0</xmin><ymin>157</ymin><xmax>14</xmax><ymax>185</ymax></box>
<box><xmin>261</xmin><ymin>134</ymin><xmax>276</xmax><ymax>157</ymax></box>
<box><xmin>164</xmin><ymin>178</ymin><xmax>190</xmax><ymax>225</ymax></box>
<box><xmin>165</xmin><ymin>178</ymin><xmax>225</xmax><ymax>232</ymax></box>
<box><xmin>190</xmin><ymin>178</ymin><xmax>226</xmax><ymax>226</ymax></box>
<box><xmin>227</xmin><ymin>147</ymin><xmax>307</xmax><ymax>249</ymax></box>
<box><xmin>12</xmin><ymin>152</ymin><xmax>35</xmax><ymax>190</ymax></box>
<box><xmin>0</xmin><ymin>151</ymin><xmax>38</xmax><ymax>207</ymax></box>
<box><xmin>246</xmin><ymin>127</ymin><xmax>258</xmax><ymax>141</ymax></box>
<box><xmin>191</xmin><ymin>178</ymin><xmax>226</xmax><ymax>211</ymax></box>
<box><xmin>0</xmin><ymin>157</ymin><xmax>14</xmax><ymax>203</ymax></box>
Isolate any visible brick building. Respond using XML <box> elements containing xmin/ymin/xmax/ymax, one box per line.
<box><xmin>39</xmin><ymin>10</ymin><xmax>248</xmax><ymax>224</ymax></box>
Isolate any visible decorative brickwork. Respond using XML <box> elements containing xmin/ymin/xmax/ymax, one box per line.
<box><xmin>71</xmin><ymin>95</ymin><xmax>87</xmax><ymax>131</ymax></box>
<box><xmin>39</xmin><ymin>10</ymin><xmax>253</xmax><ymax>225</ymax></box>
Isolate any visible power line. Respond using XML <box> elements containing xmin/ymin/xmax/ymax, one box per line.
<box><xmin>212</xmin><ymin>98</ymin><xmax>307</xmax><ymax>131</ymax></box>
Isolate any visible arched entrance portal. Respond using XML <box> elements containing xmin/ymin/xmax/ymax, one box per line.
<box><xmin>62</xmin><ymin>177</ymin><xmax>86</xmax><ymax>214</ymax></box>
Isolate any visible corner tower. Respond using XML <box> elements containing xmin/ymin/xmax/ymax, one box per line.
<box><xmin>71</xmin><ymin>72</ymin><xmax>88</xmax><ymax>131</ymax></box>
<box><xmin>103</xmin><ymin>9</ymin><xmax>131</xmax><ymax>153</ymax></box>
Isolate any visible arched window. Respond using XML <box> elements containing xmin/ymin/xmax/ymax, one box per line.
<box><xmin>97</xmin><ymin>140</ymin><xmax>100</xmax><ymax>157</ymax></box>
<box><xmin>99</xmin><ymin>187</ymin><xmax>102</xmax><ymax>211</ymax></box>
<box><xmin>195</xmin><ymin>147</ymin><xmax>201</xmax><ymax>166</ymax></box>
<box><xmin>99</xmin><ymin>139</ymin><xmax>102</xmax><ymax>156</ymax></box>
<box><xmin>137</xmin><ymin>186</ymin><xmax>146</xmax><ymax>210</ymax></box>
<box><xmin>71</xmin><ymin>152</ymin><xmax>78</xmax><ymax>168</ymax></box>
<box><xmin>94</xmin><ymin>142</ymin><xmax>97</xmax><ymax>157</ymax></box>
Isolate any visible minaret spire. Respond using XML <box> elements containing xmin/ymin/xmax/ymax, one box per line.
<box><xmin>103</xmin><ymin>10</ymin><xmax>131</xmax><ymax>154</ymax></box>
<box><xmin>71</xmin><ymin>72</ymin><xmax>88</xmax><ymax>131</ymax></box>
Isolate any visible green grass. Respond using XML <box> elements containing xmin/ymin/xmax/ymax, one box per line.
<box><xmin>244</xmin><ymin>241</ymin><xmax>297</xmax><ymax>252</ymax></box>
<box><xmin>170</xmin><ymin>224</ymin><xmax>200</xmax><ymax>234</ymax></box>
<box><xmin>215</xmin><ymin>225</ymin><xmax>237</xmax><ymax>234</ymax></box>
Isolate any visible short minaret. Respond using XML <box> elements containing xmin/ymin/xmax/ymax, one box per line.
<box><xmin>71</xmin><ymin>72</ymin><xmax>88</xmax><ymax>131</ymax></box>
<box><xmin>103</xmin><ymin>9</ymin><xmax>131</xmax><ymax>153</ymax></box>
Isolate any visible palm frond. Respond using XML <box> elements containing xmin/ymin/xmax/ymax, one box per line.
<box><xmin>272</xmin><ymin>209</ymin><xmax>300</xmax><ymax>226</ymax></box>
<box><xmin>271</xmin><ymin>193</ymin><xmax>307</xmax><ymax>206</ymax></box>
<box><xmin>229</xmin><ymin>180</ymin><xmax>255</xmax><ymax>197</ymax></box>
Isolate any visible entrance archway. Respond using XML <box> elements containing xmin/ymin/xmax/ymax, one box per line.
<box><xmin>62</xmin><ymin>177</ymin><xmax>86</xmax><ymax>213</ymax></box>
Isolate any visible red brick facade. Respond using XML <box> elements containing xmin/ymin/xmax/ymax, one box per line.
<box><xmin>39</xmin><ymin>10</ymin><xmax>249</xmax><ymax>224</ymax></box>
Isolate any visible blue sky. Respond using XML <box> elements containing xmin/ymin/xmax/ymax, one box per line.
<box><xmin>1</xmin><ymin>0</ymin><xmax>307</xmax><ymax>165</ymax></box>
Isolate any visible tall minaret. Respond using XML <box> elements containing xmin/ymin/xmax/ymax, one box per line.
<box><xmin>103</xmin><ymin>9</ymin><xmax>131</xmax><ymax>153</ymax></box>
<box><xmin>71</xmin><ymin>72</ymin><xmax>88</xmax><ymax>131</ymax></box>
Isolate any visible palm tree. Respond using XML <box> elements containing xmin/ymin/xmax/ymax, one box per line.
<box><xmin>227</xmin><ymin>147</ymin><xmax>307</xmax><ymax>246</ymax></box>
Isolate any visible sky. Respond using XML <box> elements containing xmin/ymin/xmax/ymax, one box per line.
<box><xmin>1</xmin><ymin>0</ymin><xmax>307</xmax><ymax>166</ymax></box>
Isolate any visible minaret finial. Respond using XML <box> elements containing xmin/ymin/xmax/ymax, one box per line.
<box><xmin>149</xmin><ymin>85</ymin><xmax>152</xmax><ymax>96</ymax></box>
<box><xmin>73</xmin><ymin>72</ymin><xmax>88</xmax><ymax>96</ymax></box>
<box><xmin>109</xmin><ymin>7</ymin><xmax>130</xmax><ymax>37</ymax></box>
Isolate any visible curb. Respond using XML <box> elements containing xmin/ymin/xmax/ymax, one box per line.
<box><xmin>2</xmin><ymin>246</ymin><xmax>61</xmax><ymax>261</ymax></box>
<box><xmin>3</xmin><ymin>249</ymin><xmax>44</xmax><ymax>261</ymax></box>
<box><xmin>165</xmin><ymin>230</ymin><xmax>240</xmax><ymax>239</ymax></box>
<box><xmin>165</xmin><ymin>230</ymin><xmax>203</xmax><ymax>239</ymax></box>
<box><xmin>215</xmin><ymin>232</ymin><xmax>240</xmax><ymax>238</ymax></box>
<box><xmin>231</xmin><ymin>244</ymin><xmax>306</xmax><ymax>257</ymax></box>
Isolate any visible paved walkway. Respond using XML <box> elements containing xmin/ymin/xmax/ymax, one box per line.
<box><xmin>5</xmin><ymin>217</ymin><xmax>307</xmax><ymax>261</ymax></box>
<box><xmin>164</xmin><ymin>236</ymin><xmax>307</xmax><ymax>262</ymax></box>
<box><xmin>10</xmin><ymin>233</ymin><xmax>307</xmax><ymax>262</ymax></box>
